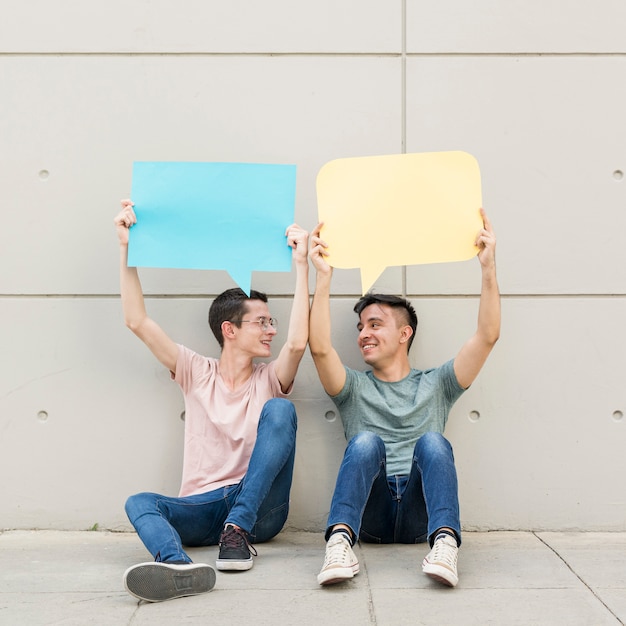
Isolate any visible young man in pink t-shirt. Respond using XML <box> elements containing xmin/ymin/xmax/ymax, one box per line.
<box><xmin>114</xmin><ymin>200</ymin><xmax>310</xmax><ymax>602</ymax></box>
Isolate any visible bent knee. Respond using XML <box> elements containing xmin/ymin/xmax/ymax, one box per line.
<box><xmin>261</xmin><ymin>398</ymin><xmax>297</xmax><ymax>427</ymax></box>
<box><xmin>124</xmin><ymin>492</ymin><xmax>158</xmax><ymax>520</ymax></box>
<box><xmin>415</xmin><ymin>432</ymin><xmax>453</xmax><ymax>456</ymax></box>
<box><xmin>348</xmin><ymin>431</ymin><xmax>385</xmax><ymax>457</ymax></box>
<box><xmin>264</xmin><ymin>397</ymin><xmax>295</xmax><ymax>413</ymax></box>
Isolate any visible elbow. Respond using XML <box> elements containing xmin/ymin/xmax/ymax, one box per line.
<box><xmin>477</xmin><ymin>327</ymin><xmax>500</xmax><ymax>351</ymax></box>
<box><xmin>309</xmin><ymin>343</ymin><xmax>330</xmax><ymax>360</ymax></box>
<box><xmin>125</xmin><ymin>316</ymin><xmax>144</xmax><ymax>336</ymax></box>
<box><xmin>487</xmin><ymin>328</ymin><xmax>500</xmax><ymax>347</ymax></box>
<box><xmin>480</xmin><ymin>313</ymin><xmax>501</xmax><ymax>347</ymax></box>
<box><xmin>286</xmin><ymin>337</ymin><xmax>308</xmax><ymax>356</ymax></box>
<box><xmin>292</xmin><ymin>340</ymin><xmax>309</xmax><ymax>356</ymax></box>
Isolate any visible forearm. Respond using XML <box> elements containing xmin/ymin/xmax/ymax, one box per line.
<box><xmin>119</xmin><ymin>244</ymin><xmax>148</xmax><ymax>332</ymax></box>
<box><xmin>284</xmin><ymin>259</ymin><xmax>310</xmax><ymax>354</ymax></box>
<box><xmin>309</xmin><ymin>270</ymin><xmax>333</xmax><ymax>357</ymax></box>
<box><xmin>476</xmin><ymin>264</ymin><xmax>501</xmax><ymax>346</ymax></box>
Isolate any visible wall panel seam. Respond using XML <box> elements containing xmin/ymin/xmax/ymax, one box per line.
<box><xmin>1</xmin><ymin>52</ymin><xmax>624</xmax><ymax>58</ymax></box>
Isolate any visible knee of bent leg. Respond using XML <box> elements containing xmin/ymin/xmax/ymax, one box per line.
<box><xmin>348</xmin><ymin>431</ymin><xmax>385</xmax><ymax>459</ymax></box>
<box><xmin>416</xmin><ymin>431</ymin><xmax>453</xmax><ymax>458</ymax></box>
<box><xmin>261</xmin><ymin>398</ymin><xmax>297</xmax><ymax>431</ymax></box>
<box><xmin>125</xmin><ymin>492</ymin><xmax>156</xmax><ymax>522</ymax></box>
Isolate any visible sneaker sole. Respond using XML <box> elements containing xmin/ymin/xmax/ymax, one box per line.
<box><xmin>317</xmin><ymin>563</ymin><xmax>360</xmax><ymax>586</ymax></box>
<box><xmin>422</xmin><ymin>563</ymin><xmax>458</xmax><ymax>587</ymax></box>
<box><xmin>124</xmin><ymin>562</ymin><xmax>216</xmax><ymax>602</ymax></box>
<box><xmin>215</xmin><ymin>558</ymin><xmax>254</xmax><ymax>572</ymax></box>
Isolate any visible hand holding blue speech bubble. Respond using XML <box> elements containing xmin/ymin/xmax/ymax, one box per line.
<box><xmin>128</xmin><ymin>161</ymin><xmax>297</xmax><ymax>295</ymax></box>
<box><xmin>316</xmin><ymin>151</ymin><xmax>483</xmax><ymax>294</ymax></box>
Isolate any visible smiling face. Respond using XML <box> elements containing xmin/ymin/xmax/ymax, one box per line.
<box><xmin>231</xmin><ymin>299</ymin><xmax>278</xmax><ymax>358</ymax></box>
<box><xmin>357</xmin><ymin>303</ymin><xmax>413</xmax><ymax>368</ymax></box>
<box><xmin>209</xmin><ymin>287</ymin><xmax>269</xmax><ymax>349</ymax></box>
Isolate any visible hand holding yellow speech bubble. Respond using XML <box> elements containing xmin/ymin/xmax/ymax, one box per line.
<box><xmin>316</xmin><ymin>151</ymin><xmax>483</xmax><ymax>294</ymax></box>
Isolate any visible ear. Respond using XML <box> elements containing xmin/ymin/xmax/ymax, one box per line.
<box><xmin>221</xmin><ymin>320</ymin><xmax>237</xmax><ymax>342</ymax></box>
<box><xmin>399</xmin><ymin>325</ymin><xmax>413</xmax><ymax>345</ymax></box>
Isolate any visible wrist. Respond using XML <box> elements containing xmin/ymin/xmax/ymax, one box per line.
<box><xmin>315</xmin><ymin>271</ymin><xmax>332</xmax><ymax>291</ymax></box>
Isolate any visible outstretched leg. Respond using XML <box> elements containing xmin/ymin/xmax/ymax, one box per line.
<box><xmin>124</xmin><ymin>492</ymin><xmax>218</xmax><ymax>601</ymax></box>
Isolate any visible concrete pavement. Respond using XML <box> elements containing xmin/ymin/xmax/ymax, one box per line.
<box><xmin>1</xmin><ymin>529</ymin><xmax>625</xmax><ymax>625</ymax></box>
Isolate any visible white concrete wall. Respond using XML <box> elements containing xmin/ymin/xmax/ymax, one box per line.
<box><xmin>1</xmin><ymin>1</ymin><xmax>625</xmax><ymax>532</ymax></box>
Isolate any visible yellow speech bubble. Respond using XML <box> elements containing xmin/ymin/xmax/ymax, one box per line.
<box><xmin>316</xmin><ymin>151</ymin><xmax>483</xmax><ymax>294</ymax></box>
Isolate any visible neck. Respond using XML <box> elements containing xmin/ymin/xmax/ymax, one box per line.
<box><xmin>371</xmin><ymin>356</ymin><xmax>411</xmax><ymax>383</ymax></box>
<box><xmin>218</xmin><ymin>350</ymin><xmax>254</xmax><ymax>391</ymax></box>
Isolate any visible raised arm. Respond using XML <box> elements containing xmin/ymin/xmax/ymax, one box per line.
<box><xmin>453</xmin><ymin>208</ymin><xmax>501</xmax><ymax>389</ymax></box>
<box><xmin>274</xmin><ymin>223</ymin><xmax>311</xmax><ymax>393</ymax></box>
<box><xmin>115</xmin><ymin>199</ymin><xmax>179</xmax><ymax>373</ymax></box>
<box><xmin>308</xmin><ymin>224</ymin><xmax>347</xmax><ymax>396</ymax></box>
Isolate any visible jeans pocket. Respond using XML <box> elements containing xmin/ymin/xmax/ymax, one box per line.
<box><xmin>250</xmin><ymin>502</ymin><xmax>289</xmax><ymax>543</ymax></box>
<box><xmin>414</xmin><ymin>531</ymin><xmax>429</xmax><ymax>544</ymax></box>
<box><xmin>359</xmin><ymin>528</ymin><xmax>383</xmax><ymax>544</ymax></box>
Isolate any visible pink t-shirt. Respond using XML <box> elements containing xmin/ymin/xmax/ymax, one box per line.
<box><xmin>173</xmin><ymin>344</ymin><xmax>289</xmax><ymax>497</ymax></box>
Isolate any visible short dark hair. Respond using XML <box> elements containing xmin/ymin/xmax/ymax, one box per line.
<box><xmin>208</xmin><ymin>288</ymin><xmax>268</xmax><ymax>348</ymax></box>
<box><xmin>353</xmin><ymin>293</ymin><xmax>418</xmax><ymax>352</ymax></box>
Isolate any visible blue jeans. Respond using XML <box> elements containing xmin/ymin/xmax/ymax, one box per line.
<box><xmin>125</xmin><ymin>398</ymin><xmax>297</xmax><ymax>563</ymax></box>
<box><xmin>326</xmin><ymin>431</ymin><xmax>461</xmax><ymax>547</ymax></box>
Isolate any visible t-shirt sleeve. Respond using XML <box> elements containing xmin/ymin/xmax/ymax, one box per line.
<box><xmin>263</xmin><ymin>360</ymin><xmax>293</xmax><ymax>398</ymax></box>
<box><xmin>437</xmin><ymin>358</ymin><xmax>466</xmax><ymax>402</ymax></box>
<box><xmin>329</xmin><ymin>366</ymin><xmax>357</xmax><ymax>405</ymax></box>
<box><xmin>172</xmin><ymin>344</ymin><xmax>216</xmax><ymax>393</ymax></box>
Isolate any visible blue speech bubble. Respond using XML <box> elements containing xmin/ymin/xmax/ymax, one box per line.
<box><xmin>128</xmin><ymin>161</ymin><xmax>297</xmax><ymax>294</ymax></box>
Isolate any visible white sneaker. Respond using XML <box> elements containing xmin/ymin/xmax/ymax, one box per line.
<box><xmin>317</xmin><ymin>533</ymin><xmax>360</xmax><ymax>586</ymax></box>
<box><xmin>422</xmin><ymin>535</ymin><xmax>459</xmax><ymax>587</ymax></box>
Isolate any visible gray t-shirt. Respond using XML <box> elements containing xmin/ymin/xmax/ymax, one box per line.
<box><xmin>330</xmin><ymin>359</ymin><xmax>465</xmax><ymax>476</ymax></box>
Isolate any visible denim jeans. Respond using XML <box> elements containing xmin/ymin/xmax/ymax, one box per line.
<box><xmin>326</xmin><ymin>431</ymin><xmax>461</xmax><ymax>547</ymax></box>
<box><xmin>125</xmin><ymin>398</ymin><xmax>297</xmax><ymax>563</ymax></box>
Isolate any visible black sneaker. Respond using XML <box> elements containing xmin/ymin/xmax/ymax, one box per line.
<box><xmin>123</xmin><ymin>561</ymin><xmax>216</xmax><ymax>602</ymax></box>
<box><xmin>216</xmin><ymin>524</ymin><xmax>258</xmax><ymax>571</ymax></box>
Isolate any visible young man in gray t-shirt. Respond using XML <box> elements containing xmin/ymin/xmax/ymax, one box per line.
<box><xmin>308</xmin><ymin>208</ymin><xmax>500</xmax><ymax>588</ymax></box>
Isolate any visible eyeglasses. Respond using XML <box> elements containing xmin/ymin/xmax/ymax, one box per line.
<box><xmin>231</xmin><ymin>317</ymin><xmax>277</xmax><ymax>331</ymax></box>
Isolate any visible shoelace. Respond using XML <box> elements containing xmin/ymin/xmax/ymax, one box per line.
<box><xmin>323</xmin><ymin>536</ymin><xmax>352</xmax><ymax>567</ymax></box>
<box><xmin>430</xmin><ymin>537</ymin><xmax>458</xmax><ymax>567</ymax></box>
<box><xmin>221</xmin><ymin>526</ymin><xmax>258</xmax><ymax>556</ymax></box>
